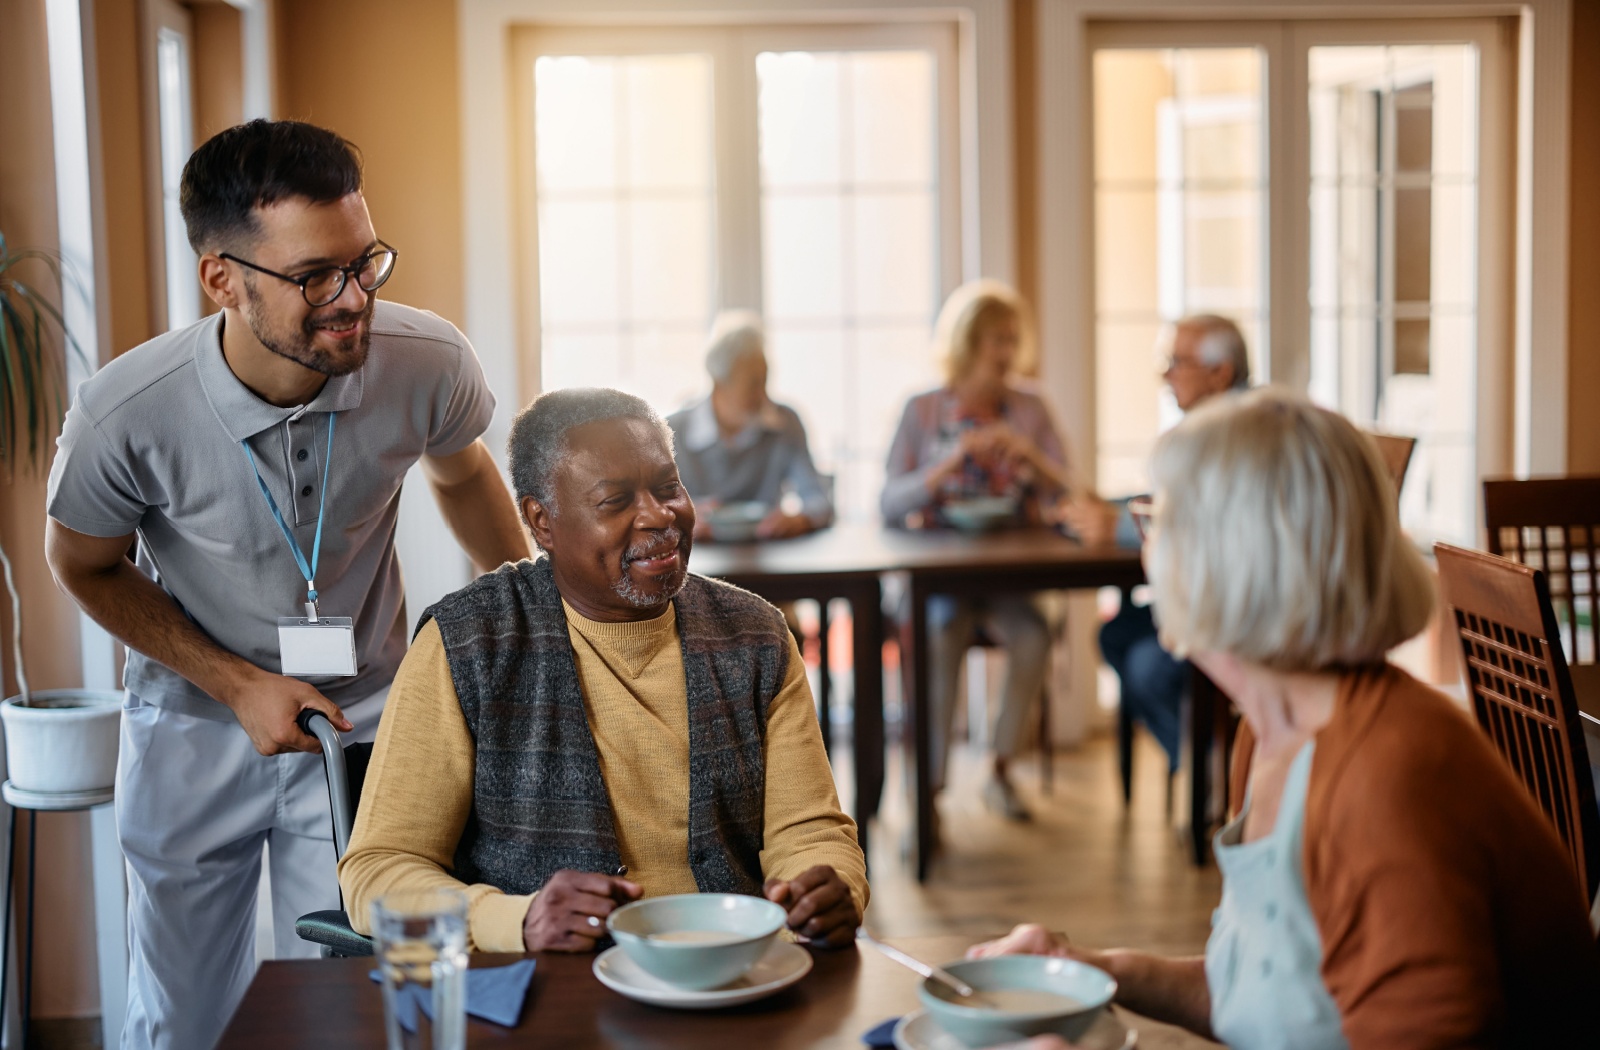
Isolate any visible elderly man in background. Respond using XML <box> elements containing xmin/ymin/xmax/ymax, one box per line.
<box><xmin>1061</xmin><ymin>314</ymin><xmax>1249</xmax><ymax>775</ymax></box>
<box><xmin>340</xmin><ymin>387</ymin><xmax>866</xmax><ymax>953</ymax></box>
<box><xmin>667</xmin><ymin>311</ymin><xmax>833</xmax><ymax>541</ymax></box>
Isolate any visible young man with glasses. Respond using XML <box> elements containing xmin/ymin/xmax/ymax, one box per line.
<box><xmin>44</xmin><ymin>119</ymin><xmax>530</xmax><ymax>1050</ymax></box>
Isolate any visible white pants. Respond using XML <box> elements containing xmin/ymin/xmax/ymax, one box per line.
<box><xmin>116</xmin><ymin>688</ymin><xmax>385</xmax><ymax>1050</ymax></box>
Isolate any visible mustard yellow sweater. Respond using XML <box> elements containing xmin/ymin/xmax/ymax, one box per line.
<box><xmin>339</xmin><ymin>601</ymin><xmax>868</xmax><ymax>952</ymax></box>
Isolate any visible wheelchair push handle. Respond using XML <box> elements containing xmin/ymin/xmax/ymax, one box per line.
<box><xmin>297</xmin><ymin>709</ymin><xmax>357</xmax><ymax>859</ymax></box>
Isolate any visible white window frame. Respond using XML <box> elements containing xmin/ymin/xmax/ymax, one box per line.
<box><xmin>460</xmin><ymin>0</ymin><xmax>1015</xmax><ymax>449</ymax></box>
<box><xmin>508</xmin><ymin>22</ymin><xmax>962</xmax><ymax>406</ymax></box>
<box><xmin>1038</xmin><ymin>0</ymin><xmax>1573</xmax><ymax>489</ymax></box>
<box><xmin>140</xmin><ymin>0</ymin><xmax>198</xmax><ymax>334</ymax></box>
<box><xmin>1081</xmin><ymin>17</ymin><xmax>1514</xmax><ymax>543</ymax></box>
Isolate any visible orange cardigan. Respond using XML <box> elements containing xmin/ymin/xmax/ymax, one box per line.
<box><xmin>1227</xmin><ymin>665</ymin><xmax>1600</xmax><ymax>1048</ymax></box>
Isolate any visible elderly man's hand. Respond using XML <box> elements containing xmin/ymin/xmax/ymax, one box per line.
<box><xmin>763</xmin><ymin>865</ymin><xmax>858</xmax><ymax>948</ymax></box>
<box><xmin>522</xmin><ymin>870</ymin><xmax>642</xmax><ymax>952</ymax></box>
<box><xmin>756</xmin><ymin>509</ymin><xmax>813</xmax><ymax>540</ymax></box>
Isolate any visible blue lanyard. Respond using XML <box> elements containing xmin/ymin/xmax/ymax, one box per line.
<box><xmin>242</xmin><ymin>413</ymin><xmax>337</xmax><ymax>608</ymax></box>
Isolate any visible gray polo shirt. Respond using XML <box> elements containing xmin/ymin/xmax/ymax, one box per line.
<box><xmin>46</xmin><ymin>301</ymin><xmax>494</xmax><ymax>722</ymax></box>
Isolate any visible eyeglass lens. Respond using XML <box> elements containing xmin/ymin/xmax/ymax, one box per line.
<box><xmin>303</xmin><ymin>249</ymin><xmax>397</xmax><ymax>307</ymax></box>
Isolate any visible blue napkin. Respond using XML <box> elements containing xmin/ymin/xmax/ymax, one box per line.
<box><xmin>863</xmin><ymin>1017</ymin><xmax>901</xmax><ymax>1048</ymax></box>
<box><xmin>369</xmin><ymin>959</ymin><xmax>537</xmax><ymax>1031</ymax></box>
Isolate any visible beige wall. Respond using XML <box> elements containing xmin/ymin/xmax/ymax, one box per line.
<box><xmin>276</xmin><ymin>0</ymin><xmax>466</xmax><ymax>326</ymax></box>
<box><xmin>1568</xmin><ymin>1</ymin><xmax>1600</xmax><ymax>473</ymax></box>
<box><xmin>0</xmin><ymin>0</ymin><xmax>102</xmax><ymax>1020</ymax></box>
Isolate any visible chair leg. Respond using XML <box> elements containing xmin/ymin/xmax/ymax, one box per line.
<box><xmin>1117</xmin><ymin>700</ymin><xmax>1135</xmax><ymax>807</ymax></box>
<box><xmin>817</xmin><ymin>600</ymin><xmax>833</xmax><ymax>759</ymax></box>
<box><xmin>1038</xmin><ymin>685</ymin><xmax>1052</xmax><ymax>796</ymax></box>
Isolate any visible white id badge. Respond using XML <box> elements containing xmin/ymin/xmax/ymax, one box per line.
<box><xmin>277</xmin><ymin>616</ymin><xmax>358</xmax><ymax>676</ymax></box>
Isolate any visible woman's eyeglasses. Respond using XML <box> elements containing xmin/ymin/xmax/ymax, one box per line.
<box><xmin>1127</xmin><ymin>495</ymin><xmax>1155</xmax><ymax>543</ymax></box>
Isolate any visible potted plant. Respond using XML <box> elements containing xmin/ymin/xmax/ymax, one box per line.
<box><xmin>0</xmin><ymin>231</ymin><xmax>121</xmax><ymax>798</ymax></box>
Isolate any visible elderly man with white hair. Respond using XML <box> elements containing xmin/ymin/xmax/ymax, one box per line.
<box><xmin>1060</xmin><ymin>314</ymin><xmax>1250</xmax><ymax>776</ymax></box>
<box><xmin>666</xmin><ymin>311</ymin><xmax>833</xmax><ymax>541</ymax></box>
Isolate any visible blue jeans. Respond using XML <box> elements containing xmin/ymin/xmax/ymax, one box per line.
<box><xmin>1099</xmin><ymin>601</ymin><xmax>1186</xmax><ymax>772</ymax></box>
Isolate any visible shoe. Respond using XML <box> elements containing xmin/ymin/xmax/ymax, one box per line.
<box><xmin>983</xmin><ymin>775</ymin><xmax>1032</xmax><ymax>822</ymax></box>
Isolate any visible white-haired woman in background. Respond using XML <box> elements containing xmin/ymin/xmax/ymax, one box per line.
<box><xmin>971</xmin><ymin>389</ymin><xmax>1600</xmax><ymax>1048</ymax></box>
<box><xmin>881</xmin><ymin>279</ymin><xmax>1071</xmax><ymax>821</ymax></box>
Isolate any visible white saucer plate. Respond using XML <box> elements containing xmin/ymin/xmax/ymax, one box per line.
<box><xmin>893</xmin><ymin>1008</ymin><xmax>1136</xmax><ymax>1050</ymax></box>
<box><xmin>593</xmin><ymin>940</ymin><xmax>813</xmax><ymax>1010</ymax></box>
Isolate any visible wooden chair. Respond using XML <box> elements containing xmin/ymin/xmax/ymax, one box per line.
<box><xmin>1483</xmin><ymin>476</ymin><xmax>1600</xmax><ymax>704</ymax></box>
<box><xmin>1434</xmin><ymin>542</ymin><xmax>1600</xmax><ymax>905</ymax></box>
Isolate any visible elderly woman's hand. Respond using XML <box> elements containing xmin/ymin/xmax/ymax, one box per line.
<box><xmin>966</xmin><ymin>922</ymin><xmax>1074</xmax><ymax>959</ymax></box>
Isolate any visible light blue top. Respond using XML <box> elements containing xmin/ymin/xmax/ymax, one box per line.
<box><xmin>1206</xmin><ymin>741</ymin><xmax>1348</xmax><ymax>1050</ymax></box>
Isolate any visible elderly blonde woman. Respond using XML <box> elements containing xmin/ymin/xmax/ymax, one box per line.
<box><xmin>971</xmin><ymin>389</ymin><xmax>1600</xmax><ymax>1048</ymax></box>
<box><xmin>882</xmin><ymin>280</ymin><xmax>1070</xmax><ymax>821</ymax></box>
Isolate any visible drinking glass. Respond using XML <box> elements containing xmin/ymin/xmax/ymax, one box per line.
<box><xmin>371</xmin><ymin>888</ymin><xmax>469</xmax><ymax>1050</ymax></box>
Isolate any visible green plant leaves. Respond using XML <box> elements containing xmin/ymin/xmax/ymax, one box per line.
<box><xmin>0</xmin><ymin>231</ymin><xmax>85</xmax><ymax>475</ymax></box>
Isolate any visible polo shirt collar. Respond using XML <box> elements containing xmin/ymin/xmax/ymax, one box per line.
<box><xmin>196</xmin><ymin>313</ymin><xmax>366</xmax><ymax>441</ymax></box>
<box><xmin>682</xmin><ymin>395</ymin><xmax>784</xmax><ymax>453</ymax></box>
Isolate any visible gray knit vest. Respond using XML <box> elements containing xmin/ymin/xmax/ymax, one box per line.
<box><xmin>417</xmin><ymin>558</ymin><xmax>790</xmax><ymax>897</ymax></box>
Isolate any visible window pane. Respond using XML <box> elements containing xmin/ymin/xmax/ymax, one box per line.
<box><xmin>1307</xmin><ymin>43</ymin><xmax>1479</xmax><ymax>544</ymax></box>
<box><xmin>532</xmin><ymin>51</ymin><xmax>716</xmax><ymax>413</ymax></box>
<box><xmin>1092</xmin><ymin>47</ymin><xmax>1265</xmax><ymax>495</ymax></box>
<box><xmin>759</xmin><ymin>48</ymin><xmax>946</xmax><ymax>523</ymax></box>
<box><xmin>157</xmin><ymin>29</ymin><xmax>198</xmax><ymax>330</ymax></box>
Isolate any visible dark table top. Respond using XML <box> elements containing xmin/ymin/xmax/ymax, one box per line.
<box><xmin>219</xmin><ymin>935</ymin><xmax>956</xmax><ymax>1049</ymax></box>
<box><xmin>687</xmin><ymin>523</ymin><xmax>1142</xmax><ymax>583</ymax></box>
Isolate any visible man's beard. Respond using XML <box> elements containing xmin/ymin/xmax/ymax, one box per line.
<box><xmin>243</xmin><ymin>278</ymin><xmax>374</xmax><ymax>377</ymax></box>
<box><xmin>613</xmin><ymin>527</ymin><xmax>691</xmax><ymax>608</ymax></box>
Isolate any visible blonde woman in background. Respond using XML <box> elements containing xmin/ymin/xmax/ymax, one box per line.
<box><xmin>881</xmin><ymin>280</ymin><xmax>1071</xmax><ymax>821</ymax></box>
<box><xmin>971</xmin><ymin>389</ymin><xmax>1600</xmax><ymax>1048</ymax></box>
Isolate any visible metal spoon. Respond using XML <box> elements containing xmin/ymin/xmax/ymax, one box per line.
<box><xmin>856</xmin><ymin>927</ymin><xmax>987</xmax><ymax>1004</ymax></box>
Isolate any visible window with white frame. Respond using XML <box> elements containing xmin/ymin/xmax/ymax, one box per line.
<box><xmin>519</xmin><ymin>25</ymin><xmax>960</xmax><ymax>523</ymax></box>
<box><xmin>1087</xmin><ymin>21</ymin><xmax>1511</xmax><ymax>545</ymax></box>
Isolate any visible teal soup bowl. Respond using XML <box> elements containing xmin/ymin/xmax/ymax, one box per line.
<box><xmin>606</xmin><ymin>893</ymin><xmax>787</xmax><ymax>991</ymax></box>
<box><xmin>918</xmin><ymin>956</ymin><xmax>1116</xmax><ymax>1047</ymax></box>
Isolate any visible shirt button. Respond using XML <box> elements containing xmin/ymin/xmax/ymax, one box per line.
<box><xmin>1265</xmin><ymin>903</ymin><xmax>1279</xmax><ymax>920</ymax></box>
<box><xmin>296</xmin><ymin>449</ymin><xmax>309</xmax><ymax>462</ymax></box>
<box><xmin>1261</xmin><ymin>959</ymin><xmax>1274</xmax><ymax>977</ymax></box>
<box><xmin>301</xmin><ymin>485</ymin><xmax>313</xmax><ymax>498</ymax></box>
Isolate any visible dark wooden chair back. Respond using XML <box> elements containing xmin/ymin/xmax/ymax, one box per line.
<box><xmin>1483</xmin><ymin>477</ymin><xmax>1600</xmax><ymax>695</ymax></box>
<box><xmin>1365</xmin><ymin>431</ymin><xmax>1417</xmax><ymax>494</ymax></box>
<box><xmin>1435</xmin><ymin>542</ymin><xmax>1600</xmax><ymax>903</ymax></box>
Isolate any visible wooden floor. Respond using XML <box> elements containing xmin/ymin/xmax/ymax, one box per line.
<box><xmin>855</xmin><ymin>730</ymin><xmax>1224</xmax><ymax>1048</ymax></box>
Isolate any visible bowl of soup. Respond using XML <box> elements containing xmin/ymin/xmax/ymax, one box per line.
<box><xmin>941</xmin><ymin>496</ymin><xmax>1019</xmax><ymax>533</ymax></box>
<box><xmin>917</xmin><ymin>955</ymin><xmax>1116</xmax><ymax>1046</ymax></box>
<box><xmin>607</xmin><ymin>893</ymin><xmax>787</xmax><ymax>990</ymax></box>
<box><xmin>705</xmin><ymin>501</ymin><xmax>770</xmax><ymax>543</ymax></box>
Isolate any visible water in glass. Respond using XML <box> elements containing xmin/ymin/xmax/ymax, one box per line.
<box><xmin>372</xmin><ymin>888</ymin><xmax>469</xmax><ymax>1050</ymax></box>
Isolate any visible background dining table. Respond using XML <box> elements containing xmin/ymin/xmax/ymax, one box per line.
<box><xmin>688</xmin><ymin>524</ymin><xmax>1148</xmax><ymax>879</ymax></box>
<box><xmin>216</xmin><ymin>935</ymin><xmax>1213</xmax><ymax>1048</ymax></box>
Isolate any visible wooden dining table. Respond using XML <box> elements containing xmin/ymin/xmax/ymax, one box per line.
<box><xmin>216</xmin><ymin>935</ymin><xmax>1205</xmax><ymax>1049</ymax></box>
<box><xmin>688</xmin><ymin>525</ymin><xmax>1147</xmax><ymax>881</ymax></box>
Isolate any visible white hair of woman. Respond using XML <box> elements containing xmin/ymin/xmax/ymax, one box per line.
<box><xmin>1145</xmin><ymin>385</ymin><xmax>1432</xmax><ymax>669</ymax></box>
<box><xmin>704</xmin><ymin>310</ymin><xmax>767</xmax><ymax>383</ymax></box>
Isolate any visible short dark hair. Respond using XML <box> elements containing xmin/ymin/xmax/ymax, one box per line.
<box><xmin>180</xmin><ymin>119</ymin><xmax>364</xmax><ymax>253</ymax></box>
<box><xmin>508</xmin><ymin>388</ymin><xmax>673</xmax><ymax>516</ymax></box>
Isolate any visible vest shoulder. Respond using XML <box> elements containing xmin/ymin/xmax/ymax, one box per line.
<box><xmin>418</xmin><ymin>559</ymin><xmax>548</xmax><ymax>635</ymax></box>
<box><xmin>678</xmin><ymin>574</ymin><xmax>788</xmax><ymax>634</ymax></box>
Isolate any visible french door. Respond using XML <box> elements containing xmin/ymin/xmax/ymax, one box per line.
<box><xmin>1089</xmin><ymin>19</ymin><xmax>1513</xmax><ymax>545</ymax></box>
<box><xmin>513</xmin><ymin>24</ymin><xmax>961</xmax><ymax>523</ymax></box>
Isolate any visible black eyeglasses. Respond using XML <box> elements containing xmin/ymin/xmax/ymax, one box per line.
<box><xmin>220</xmin><ymin>241</ymin><xmax>398</xmax><ymax>307</ymax></box>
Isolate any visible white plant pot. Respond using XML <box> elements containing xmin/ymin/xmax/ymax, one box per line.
<box><xmin>0</xmin><ymin>690</ymin><xmax>123</xmax><ymax>795</ymax></box>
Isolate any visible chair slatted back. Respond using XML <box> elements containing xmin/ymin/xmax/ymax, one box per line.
<box><xmin>1484</xmin><ymin>476</ymin><xmax>1600</xmax><ymax>677</ymax></box>
<box><xmin>1435</xmin><ymin>542</ymin><xmax>1600</xmax><ymax>902</ymax></box>
<box><xmin>1365</xmin><ymin>431</ymin><xmax>1417</xmax><ymax>494</ymax></box>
